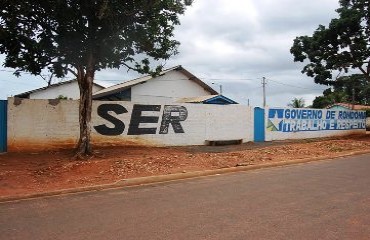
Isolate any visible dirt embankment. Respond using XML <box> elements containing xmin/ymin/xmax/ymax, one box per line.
<box><xmin>1</xmin><ymin>135</ymin><xmax>370</xmax><ymax>198</ymax></box>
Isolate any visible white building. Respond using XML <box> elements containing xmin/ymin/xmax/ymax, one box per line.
<box><xmin>15</xmin><ymin>79</ymin><xmax>105</xmax><ymax>100</ymax></box>
<box><xmin>15</xmin><ymin>66</ymin><xmax>236</xmax><ymax>104</ymax></box>
<box><xmin>92</xmin><ymin>65</ymin><xmax>219</xmax><ymax>103</ymax></box>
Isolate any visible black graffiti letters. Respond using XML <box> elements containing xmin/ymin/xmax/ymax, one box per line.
<box><xmin>94</xmin><ymin>104</ymin><xmax>128</xmax><ymax>136</ymax></box>
<box><xmin>159</xmin><ymin>105</ymin><xmax>188</xmax><ymax>134</ymax></box>
<box><xmin>127</xmin><ymin>105</ymin><xmax>161</xmax><ymax>135</ymax></box>
<box><xmin>94</xmin><ymin>104</ymin><xmax>188</xmax><ymax>136</ymax></box>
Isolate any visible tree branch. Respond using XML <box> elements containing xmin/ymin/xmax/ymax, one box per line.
<box><xmin>122</xmin><ymin>62</ymin><xmax>138</xmax><ymax>72</ymax></box>
<box><xmin>358</xmin><ymin>66</ymin><xmax>368</xmax><ymax>76</ymax></box>
<box><xmin>358</xmin><ymin>65</ymin><xmax>370</xmax><ymax>83</ymax></box>
<box><xmin>68</xmin><ymin>68</ymin><xmax>78</xmax><ymax>78</ymax></box>
<box><xmin>349</xmin><ymin>53</ymin><xmax>370</xmax><ymax>81</ymax></box>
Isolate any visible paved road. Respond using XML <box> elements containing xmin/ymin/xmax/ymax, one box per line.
<box><xmin>1</xmin><ymin>154</ymin><xmax>370</xmax><ymax>240</ymax></box>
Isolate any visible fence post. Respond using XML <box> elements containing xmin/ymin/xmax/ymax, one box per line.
<box><xmin>254</xmin><ymin>107</ymin><xmax>265</xmax><ymax>142</ymax></box>
<box><xmin>0</xmin><ymin>100</ymin><xmax>7</xmax><ymax>152</ymax></box>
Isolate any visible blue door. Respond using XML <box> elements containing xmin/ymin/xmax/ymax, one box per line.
<box><xmin>254</xmin><ymin>107</ymin><xmax>265</xmax><ymax>142</ymax></box>
<box><xmin>0</xmin><ymin>100</ymin><xmax>7</xmax><ymax>152</ymax></box>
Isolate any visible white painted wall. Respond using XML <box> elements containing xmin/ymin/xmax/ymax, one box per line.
<box><xmin>131</xmin><ymin>71</ymin><xmax>212</xmax><ymax>103</ymax></box>
<box><xmin>265</xmin><ymin>107</ymin><xmax>366</xmax><ymax>141</ymax></box>
<box><xmin>8</xmin><ymin>100</ymin><xmax>365</xmax><ymax>152</ymax></box>
<box><xmin>30</xmin><ymin>81</ymin><xmax>104</xmax><ymax>100</ymax></box>
<box><xmin>7</xmin><ymin>98</ymin><xmax>253</xmax><ymax>151</ymax></box>
<box><xmin>205</xmin><ymin>104</ymin><xmax>253</xmax><ymax>141</ymax></box>
<box><xmin>7</xmin><ymin>98</ymin><xmax>80</xmax><ymax>151</ymax></box>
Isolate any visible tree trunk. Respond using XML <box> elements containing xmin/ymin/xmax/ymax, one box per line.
<box><xmin>75</xmin><ymin>55</ymin><xmax>95</xmax><ymax>158</ymax></box>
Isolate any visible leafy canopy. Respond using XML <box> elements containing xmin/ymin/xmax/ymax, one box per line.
<box><xmin>290</xmin><ymin>0</ymin><xmax>370</xmax><ymax>85</ymax></box>
<box><xmin>312</xmin><ymin>89</ymin><xmax>348</xmax><ymax>109</ymax></box>
<box><xmin>312</xmin><ymin>74</ymin><xmax>370</xmax><ymax>108</ymax></box>
<box><xmin>0</xmin><ymin>0</ymin><xmax>192</xmax><ymax>77</ymax></box>
<box><xmin>0</xmin><ymin>0</ymin><xmax>192</xmax><ymax>157</ymax></box>
<box><xmin>287</xmin><ymin>97</ymin><xmax>305</xmax><ymax>108</ymax></box>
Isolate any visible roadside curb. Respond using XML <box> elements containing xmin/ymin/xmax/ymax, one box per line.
<box><xmin>1</xmin><ymin>150</ymin><xmax>370</xmax><ymax>203</ymax></box>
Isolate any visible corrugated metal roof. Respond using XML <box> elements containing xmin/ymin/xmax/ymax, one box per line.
<box><xmin>177</xmin><ymin>95</ymin><xmax>238</xmax><ymax>104</ymax></box>
<box><xmin>92</xmin><ymin>65</ymin><xmax>218</xmax><ymax>99</ymax></box>
<box><xmin>177</xmin><ymin>95</ymin><xmax>219</xmax><ymax>103</ymax></box>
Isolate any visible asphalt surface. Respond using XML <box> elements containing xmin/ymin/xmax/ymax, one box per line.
<box><xmin>1</xmin><ymin>154</ymin><xmax>370</xmax><ymax>240</ymax></box>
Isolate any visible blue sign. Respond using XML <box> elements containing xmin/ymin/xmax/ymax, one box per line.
<box><xmin>267</xmin><ymin>108</ymin><xmax>366</xmax><ymax>132</ymax></box>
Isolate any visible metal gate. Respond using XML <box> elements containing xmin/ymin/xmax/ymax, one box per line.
<box><xmin>254</xmin><ymin>107</ymin><xmax>265</xmax><ymax>142</ymax></box>
<box><xmin>0</xmin><ymin>100</ymin><xmax>7</xmax><ymax>152</ymax></box>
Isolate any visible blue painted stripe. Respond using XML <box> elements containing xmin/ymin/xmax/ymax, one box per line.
<box><xmin>254</xmin><ymin>107</ymin><xmax>265</xmax><ymax>142</ymax></box>
<box><xmin>0</xmin><ymin>100</ymin><xmax>7</xmax><ymax>152</ymax></box>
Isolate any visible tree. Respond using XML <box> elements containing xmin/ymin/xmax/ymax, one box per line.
<box><xmin>288</xmin><ymin>97</ymin><xmax>305</xmax><ymax>108</ymax></box>
<box><xmin>333</xmin><ymin>74</ymin><xmax>370</xmax><ymax>104</ymax></box>
<box><xmin>312</xmin><ymin>74</ymin><xmax>370</xmax><ymax>108</ymax></box>
<box><xmin>311</xmin><ymin>89</ymin><xmax>348</xmax><ymax>108</ymax></box>
<box><xmin>290</xmin><ymin>0</ymin><xmax>370</xmax><ymax>85</ymax></box>
<box><xmin>0</xmin><ymin>0</ymin><xmax>192</xmax><ymax>158</ymax></box>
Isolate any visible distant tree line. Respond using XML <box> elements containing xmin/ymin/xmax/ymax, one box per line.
<box><xmin>312</xmin><ymin>74</ymin><xmax>370</xmax><ymax>108</ymax></box>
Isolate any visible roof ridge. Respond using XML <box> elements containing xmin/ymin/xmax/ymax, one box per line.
<box><xmin>15</xmin><ymin>79</ymin><xmax>105</xmax><ymax>98</ymax></box>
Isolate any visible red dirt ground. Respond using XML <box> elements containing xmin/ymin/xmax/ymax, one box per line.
<box><xmin>1</xmin><ymin>135</ymin><xmax>370</xmax><ymax>198</ymax></box>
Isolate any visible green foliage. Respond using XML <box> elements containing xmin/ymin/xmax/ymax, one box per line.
<box><xmin>0</xmin><ymin>0</ymin><xmax>192</xmax><ymax>155</ymax></box>
<box><xmin>312</xmin><ymin>89</ymin><xmax>348</xmax><ymax>108</ymax></box>
<box><xmin>56</xmin><ymin>95</ymin><xmax>68</xmax><ymax>100</ymax></box>
<box><xmin>0</xmin><ymin>0</ymin><xmax>192</xmax><ymax>77</ymax></box>
<box><xmin>312</xmin><ymin>74</ymin><xmax>370</xmax><ymax>108</ymax></box>
<box><xmin>365</xmin><ymin>109</ymin><xmax>370</xmax><ymax>117</ymax></box>
<box><xmin>288</xmin><ymin>97</ymin><xmax>305</xmax><ymax>108</ymax></box>
<box><xmin>290</xmin><ymin>0</ymin><xmax>370</xmax><ymax>85</ymax></box>
<box><xmin>334</xmin><ymin>74</ymin><xmax>370</xmax><ymax>104</ymax></box>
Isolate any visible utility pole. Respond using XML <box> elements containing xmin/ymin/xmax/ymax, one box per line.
<box><xmin>212</xmin><ymin>82</ymin><xmax>222</xmax><ymax>95</ymax></box>
<box><xmin>262</xmin><ymin>77</ymin><xmax>267</xmax><ymax>107</ymax></box>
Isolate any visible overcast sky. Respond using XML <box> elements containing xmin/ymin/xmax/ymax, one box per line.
<box><xmin>0</xmin><ymin>0</ymin><xmax>342</xmax><ymax>107</ymax></box>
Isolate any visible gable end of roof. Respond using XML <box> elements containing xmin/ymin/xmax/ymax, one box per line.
<box><xmin>92</xmin><ymin>65</ymin><xmax>218</xmax><ymax>99</ymax></box>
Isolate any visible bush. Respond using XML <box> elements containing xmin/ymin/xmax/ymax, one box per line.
<box><xmin>366</xmin><ymin>110</ymin><xmax>370</xmax><ymax>118</ymax></box>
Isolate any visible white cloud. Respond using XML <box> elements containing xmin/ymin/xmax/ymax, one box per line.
<box><xmin>0</xmin><ymin>0</ymin><xmax>340</xmax><ymax>107</ymax></box>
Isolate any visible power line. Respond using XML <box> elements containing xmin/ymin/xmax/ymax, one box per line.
<box><xmin>201</xmin><ymin>78</ymin><xmax>257</xmax><ymax>81</ymax></box>
<box><xmin>267</xmin><ymin>78</ymin><xmax>328</xmax><ymax>91</ymax></box>
<box><xmin>0</xmin><ymin>69</ymin><xmax>15</xmax><ymax>73</ymax></box>
<box><xmin>0</xmin><ymin>69</ymin><xmax>49</xmax><ymax>77</ymax></box>
<box><xmin>1</xmin><ymin>70</ymin><xmax>328</xmax><ymax>93</ymax></box>
<box><xmin>248</xmin><ymin>86</ymin><xmax>263</xmax><ymax>91</ymax></box>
